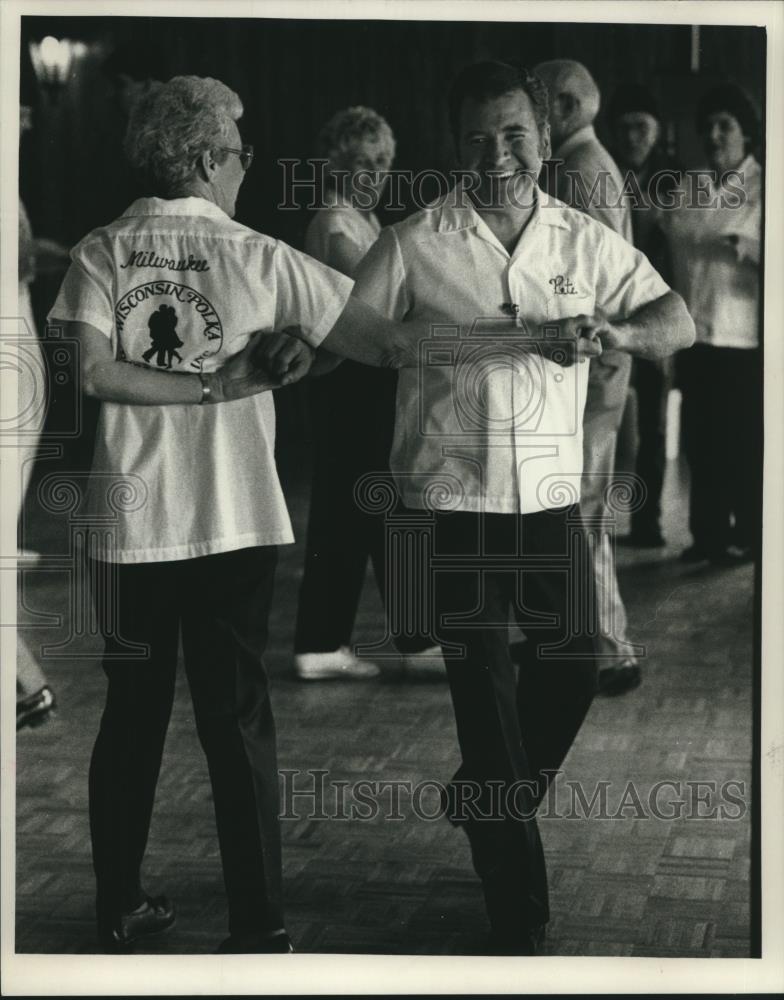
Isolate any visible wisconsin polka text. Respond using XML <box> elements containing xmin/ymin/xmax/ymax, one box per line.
<box><xmin>115</xmin><ymin>281</ymin><xmax>223</xmax><ymax>369</ymax></box>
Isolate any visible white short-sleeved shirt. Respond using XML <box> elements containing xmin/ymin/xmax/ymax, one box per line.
<box><xmin>352</xmin><ymin>186</ymin><xmax>669</xmax><ymax>515</ymax></box>
<box><xmin>658</xmin><ymin>155</ymin><xmax>761</xmax><ymax>349</ymax></box>
<box><xmin>304</xmin><ymin>199</ymin><xmax>381</xmax><ymax>265</ymax></box>
<box><xmin>48</xmin><ymin>196</ymin><xmax>353</xmax><ymax>562</ymax></box>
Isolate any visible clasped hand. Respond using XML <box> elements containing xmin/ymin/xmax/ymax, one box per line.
<box><xmin>212</xmin><ymin>328</ymin><xmax>315</xmax><ymax>402</ymax></box>
<box><xmin>539</xmin><ymin>314</ymin><xmax>612</xmax><ymax>366</ymax></box>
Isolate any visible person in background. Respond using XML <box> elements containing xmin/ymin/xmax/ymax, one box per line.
<box><xmin>16</xmin><ymin>105</ymin><xmax>70</xmax><ymax>730</ymax></box>
<box><xmin>533</xmin><ymin>60</ymin><xmax>641</xmax><ymax>697</ymax></box>
<box><xmin>658</xmin><ymin>83</ymin><xmax>762</xmax><ymax>566</ymax></box>
<box><xmin>609</xmin><ymin>85</ymin><xmax>681</xmax><ymax>550</ymax></box>
<box><xmin>294</xmin><ymin>106</ymin><xmax>445</xmax><ymax>681</ymax></box>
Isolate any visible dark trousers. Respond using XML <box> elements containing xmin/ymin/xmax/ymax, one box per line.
<box><xmin>434</xmin><ymin>506</ymin><xmax>598</xmax><ymax>934</ymax></box>
<box><xmin>294</xmin><ymin>362</ymin><xmax>427</xmax><ymax>655</ymax></box>
<box><xmin>88</xmin><ymin>546</ymin><xmax>283</xmax><ymax>936</ymax></box>
<box><xmin>630</xmin><ymin>357</ymin><xmax>671</xmax><ymax>536</ymax></box>
<box><xmin>679</xmin><ymin>343</ymin><xmax>762</xmax><ymax>554</ymax></box>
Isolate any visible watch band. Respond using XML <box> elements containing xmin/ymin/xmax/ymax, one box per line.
<box><xmin>198</xmin><ymin>372</ymin><xmax>212</xmax><ymax>405</ymax></box>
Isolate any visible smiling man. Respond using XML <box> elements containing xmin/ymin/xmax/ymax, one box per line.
<box><xmin>352</xmin><ymin>61</ymin><xmax>694</xmax><ymax>955</ymax></box>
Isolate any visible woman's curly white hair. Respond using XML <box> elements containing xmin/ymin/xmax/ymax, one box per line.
<box><xmin>125</xmin><ymin>76</ymin><xmax>243</xmax><ymax>195</ymax></box>
<box><xmin>318</xmin><ymin>106</ymin><xmax>396</xmax><ymax>173</ymax></box>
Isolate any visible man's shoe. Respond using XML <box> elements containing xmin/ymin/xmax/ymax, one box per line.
<box><xmin>402</xmin><ymin>644</ymin><xmax>447</xmax><ymax>680</ymax></box>
<box><xmin>16</xmin><ymin>685</ymin><xmax>56</xmax><ymax>730</ymax></box>
<box><xmin>709</xmin><ymin>545</ymin><xmax>754</xmax><ymax>567</ymax></box>
<box><xmin>597</xmin><ymin>660</ymin><xmax>641</xmax><ymax>697</ymax></box>
<box><xmin>216</xmin><ymin>929</ymin><xmax>294</xmax><ymax>953</ymax></box>
<box><xmin>98</xmin><ymin>895</ymin><xmax>176</xmax><ymax>953</ymax></box>
<box><xmin>680</xmin><ymin>544</ymin><xmax>709</xmax><ymax>563</ymax></box>
<box><xmin>294</xmin><ymin>647</ymin><xmax>379</xmax><ymax>681</ymax></box>
<box><xmin>619</xmin><ymin>527</ymin><xmax>666</xmax><ymax>548</ymax></box>
<box><xmin>488</xmin><ymin>923</ymin><xmax>546</xmax><ymax>956</ymax></box>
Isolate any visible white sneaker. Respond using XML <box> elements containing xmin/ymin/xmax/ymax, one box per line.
<box><xmin>294</xmin><ymin>646</ymin><xmax>380</xmax><ymax>681</ymax></box>
<box><xmin>402</xmin><ymin>645</ymin><xmax>447</xmax><ymax>680</ymax></box>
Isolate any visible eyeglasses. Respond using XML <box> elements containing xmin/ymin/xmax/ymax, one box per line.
<box><xmin>220</xmin><ymin>144</ymin><xmax>254</xmax><ymax>171</ymax></box>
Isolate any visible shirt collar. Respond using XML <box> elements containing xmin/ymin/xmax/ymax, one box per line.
<box><xmin>700</xmin><ymin>153</ymin><xmax>760</xmax><ymax>194</ymax></box>
<box><xmin>554</xmin><ymin>123</ymin><xmax>597</xmax><ymax>162</ymax></box>
<box><xmin>436</xmin><ymin>182</ymin><xmax>569</xmax><ymax>237</ymax></box>
<box><xmin>120</xmin><ymin>196</ymin><xmax>230</xmax><ymax>221</ymax></box>
<box><xmin>736</xmin><ymin>154</ymin><xmax>759</xmax><ymax>179</ymax></box>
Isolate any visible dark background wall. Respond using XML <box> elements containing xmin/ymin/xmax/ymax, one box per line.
<box><xmin>18</xmin><ymin>15</ymin><xmax>766</xmax><ymax>466</ymax></box>
<box><xmin>20</xmin><ymin>15</ymin><xmax>766</xmax><ymax>250</ymax></box>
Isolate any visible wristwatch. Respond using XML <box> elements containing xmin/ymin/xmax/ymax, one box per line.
<box><xmin>198</xmin><ymin>372</ymin><xmax>212</xmax><ymax>404</ymax></box>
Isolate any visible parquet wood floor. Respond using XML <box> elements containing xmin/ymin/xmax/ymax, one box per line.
<box><xmin>13</xmin><ymin>447</ymin><xmax>755</xmax><ymax>957</ymax></box>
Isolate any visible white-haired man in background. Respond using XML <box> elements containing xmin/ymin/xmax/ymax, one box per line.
<box><xmin>534</xmin><ymin>59</ymin><xmax>642</xmax><ymax>697</ymax></box>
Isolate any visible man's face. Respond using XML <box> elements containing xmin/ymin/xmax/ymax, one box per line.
<box><xmin>614</xmin><ymin>111</ymin><xmax>660</xmax><ymax>169</ymax></box>
<box><xmin>457</xmin><ymin>89</ymin><xmax>548</xmax><ymax>211</ymax></box>
<box><xmin>212</xmin><ymin>120</ymin><xmax>246</xmax><ymax>218</ymax></box>
<box><xmin>703</xmin><ymin>111</ymin><xmax>747</xmax><ymax>173</ymax></box>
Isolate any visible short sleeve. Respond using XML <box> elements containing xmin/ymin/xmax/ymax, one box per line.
<box><xmin>594</xmin><ymin>224</ymin><xmax>670</xmax><ymax>319</ymax></box>
<box><xmin>351</xmin><ymin>227</ymin><xmax>409</xmax><ymax>321</ymax></box>
<box><xmin>272</xmin><ymin>240</ymin><xmax>354</xmax><ymax>349</ymax></box>
<box><xmin>48</xmin><ymin>242</ymin><xmax>115</xmax><ymax>338</ymax></box>
<box><xmin>305</xmin><ymin>207</ymin><xmax>378</xmax><ymax>265</ymax></box>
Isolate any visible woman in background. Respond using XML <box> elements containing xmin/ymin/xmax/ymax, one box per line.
<box><xmin>294</xmin><ymin>106</ymin><xmax>444</xmax><ymax>680</ymax></box>
<box><xmin>660</xmin><ymin>83</ymin><xmax>761</xmax><ymax>565</ymax></box>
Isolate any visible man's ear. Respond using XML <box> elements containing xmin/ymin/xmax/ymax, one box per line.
<box><xmin>555</xmin><ymin>92</ymin><xmax>578</xmax><ymax>128</ymax></box>
<box><xmin>539</xmin><ymin>121</ymin><xmax>552</xmax><ymax>160</ymax></box>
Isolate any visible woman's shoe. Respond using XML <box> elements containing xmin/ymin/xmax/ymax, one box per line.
<box><xmin>16</xmin><ymin>686</ymin><xmax>56</xmax><ymax>730</ymax></box>
<box><xmin>98</xmin><ymin>895</ymin><xmax>176</xmax><ymax>953</ymax></box>
<box><xmin>294</xmin><ymin>647</ymin><xmax>379</xmax><ymax>680</ymax></box>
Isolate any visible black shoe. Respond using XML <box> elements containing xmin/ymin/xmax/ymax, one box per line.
<box><xmin>709</xmin><ymin>545</ymin><xmax>754</xmax><ymax>567</ymax></box>
<box><xmin>619</xmin><ymin>527</ymin><xmax>666</xmax><ymax>548</ymax></box>
<box><xmin>16</xmin><ymin>686</ymin><xmax>56</xmax><ymax>731</ymax></box>
<box><xmin>216</xmin><ymin>930</ymin><xmax>294</xmax><ymax>954</ymax></box>
<box><xmin>680</xmin><ymin>544</ymin><xmax>709</xmax><ymax>563</ymax></box>
<box><xmin>488</xmin><ymin>923</ymin><xmax>546</xmax><ymax>956</ymax></box>
<box><xmin>98</xmin><ymin>895</ymin><xmax>176</xmax><ymax>953</ymax></box>
<box><xmin>597</xmin><ymin>660</ymin><xmax>641</xmax><ymax>697</ymax></box>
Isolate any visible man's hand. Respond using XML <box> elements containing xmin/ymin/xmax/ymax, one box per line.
<box><xmin>209</xmin><ymin>332</ymin><xmax>287</xmax><ymax>403</ymax></box>
<box><xmin>539</xmin><ymin>315</ymin><xmax>604</xmax><ymax>367</ymax></box>
<box><xmin>252</xmin><ymin>327</ymin><xmax>316</xmax><ymax>384</ymax></box>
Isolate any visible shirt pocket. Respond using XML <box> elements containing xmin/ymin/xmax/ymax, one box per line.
<box><xmin>545</xmin><ymin>288</ymin><xmax>596</xmax><ymax>323</ymax></box>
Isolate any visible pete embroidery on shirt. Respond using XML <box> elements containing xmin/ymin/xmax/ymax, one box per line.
<box><xmin>115</xmin><ymin>279</ymin><xmax>223</xmax><ymax>372</ymax></box>
<box><xmin>549</xmin><ymin>275</ymin><xmax>579</xmax><ymax>295</ymax></box>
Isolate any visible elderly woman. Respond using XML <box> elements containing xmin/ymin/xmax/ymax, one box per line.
<box><xmin>659</xmin><ymin>84</ymin><xmax>761</xmax><ymax>565</ymax></box>
<box><xmin>294</xmin><ymin>107</ymin><xmax>444</xmax><ymax>680</ymax></box>
<box><xmin>47</xmin><ymin>77</ymin><xmax>419</xmax><ymax>955</ymax></box>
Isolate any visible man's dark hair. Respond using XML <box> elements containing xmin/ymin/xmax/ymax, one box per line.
<box><xmin>695</xmin><ymin>83</ymin><xmax>760</xmax><ymax>152</ymax></box>
<box><xmin>447</xmin><ymin>61</ymin><xmax>549</xmax><ymax>144</ymax></box>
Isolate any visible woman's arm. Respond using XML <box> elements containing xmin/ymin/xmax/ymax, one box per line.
<box><xmin>325</xmin><ymin>232</ymin><xmax>366</xmax><ymax>280</ymax></box>
<box><xmin>67</xmin><ymin>320</ymin><xmax>308</xmax><ymax>405</ymax></box>
<box><xmin>306</xmin><ymin>233</ymin><xmax>367</xmax><ymax>376</ymax></box>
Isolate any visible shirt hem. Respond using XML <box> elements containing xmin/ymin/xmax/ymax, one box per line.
<box><xmin>86</xmin><ymin>531</ymin><xmax>295</xmax><ymax>563</ymax></box>
<box><xmin>397</xmin><ymin>491</ymin><xmax>581</xmax><ymax>516</ymax></box>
